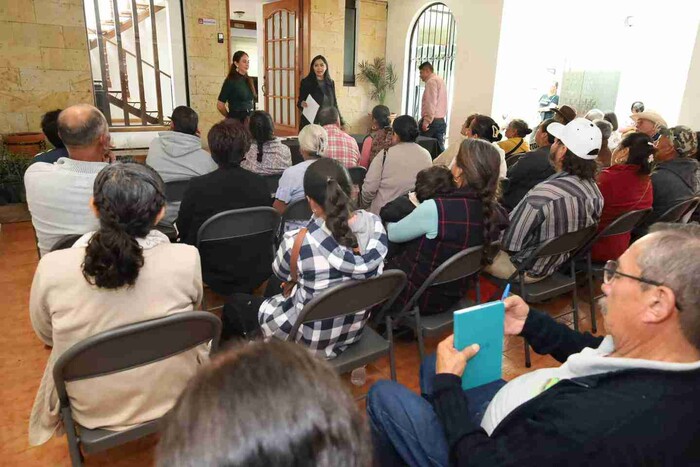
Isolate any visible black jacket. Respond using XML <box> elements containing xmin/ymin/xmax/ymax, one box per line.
<box><xmin>433</xmin><ymin>310</ymin><xmax>700</xmax><ymax>466</ymax></box>
<box><xmin>379</xmin><ymin>194</ymin><xmax>416</xmax><ymax>224</ymax></box>
<box><xmin>297</xmin><ymin>75</ymin><xmax>341</xmax><ymax>130</ymax></box>
<box><xmin>501</xmin><ymin>146</ymin><xmax>555</xmax><ymax>211</ymax></box>
<box><xmin>650</xmin><ymin>158</ymin><xmax>699</xmax><ymax>220</ymax></box>
<box><xmin>177</xmin><ymin>166</ymin><xmax>273</xmax><ymax>295</ymax></box>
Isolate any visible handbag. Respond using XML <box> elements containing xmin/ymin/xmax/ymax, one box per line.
<box><xmin>281</xmin><ymin>227</ymin><xmax>308</xmax><ymax>298</ymax></box>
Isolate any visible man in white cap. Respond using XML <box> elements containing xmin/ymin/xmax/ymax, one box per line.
<box><xmin>631</xmin><ymin>110</ymin><xmax>667</xmax><ymax>141</ymax></box>
<box><xmin>487</xmin><ymin>118</ymin><xmax>604</xmax><ymax>281</ymax></box>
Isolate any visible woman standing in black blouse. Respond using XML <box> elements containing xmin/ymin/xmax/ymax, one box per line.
<box><xmin>298</xmin><ymin>55</ymin><xmax>342</xmax><ymax>130</ymax></box>
<box><xmin>217</xmin><ymin>50</ymin><xmax>257</xmax><ymax>122</ymax></box>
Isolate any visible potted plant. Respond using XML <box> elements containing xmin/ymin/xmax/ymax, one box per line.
<box><xmin>357</xmin><ymin>58</ymin><xmax>398</xmax><ymax>106</ymax></box>
<box><xmin>0</xmin><ymin>144</ymin><xmax>32</xmax><ymax>205</ymax></box>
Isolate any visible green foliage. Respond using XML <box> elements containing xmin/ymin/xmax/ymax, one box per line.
<box><xmin>0</xmin><ymin>145</ymin><xmax>32</xmax><ymax>203</ymax></box>
<box><xmin>357</xmin><ymin>58</ymin><xmax>398</xmax><ymax>105</ymax></box>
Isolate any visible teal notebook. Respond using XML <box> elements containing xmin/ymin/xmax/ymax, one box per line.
<box><xmin>453</xmin><ymin>301</ymin><xmax>505</xmax><ymax>390</ymax></box>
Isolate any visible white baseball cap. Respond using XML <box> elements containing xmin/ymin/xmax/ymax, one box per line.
<box><xmin>547</xmin><ymin>118</ymin><xmax>602</xmax><ymax>160</ymax></box>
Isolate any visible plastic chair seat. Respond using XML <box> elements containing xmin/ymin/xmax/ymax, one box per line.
<box><xmin>515</xmin><ymin>271</ymin><xmax>576</xmax><ymax>303</ymax></box>
<box><xmin>79</xmin><ymin>419</ymin><xmax>161</xmax><ymax>454</ymax></box>
<box><xmin>329</xmin><ymin>327</ymin><xmax>389</xmax><ymax>375</ymax></box>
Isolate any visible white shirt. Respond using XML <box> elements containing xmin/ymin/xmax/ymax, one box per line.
<box><xmin>24</xmin><ymin>158</ymin><xmax>107</xmax><ymax>256</ymax></box>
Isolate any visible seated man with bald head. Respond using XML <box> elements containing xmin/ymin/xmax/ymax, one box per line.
<box><xmin>24</xmin><ymin>104</ymin><xmax>113</xmax><ymax>256</ymax></box>
<box><xmin>369</xmin><ymin>223</ymin><xmax>700</xmax><ymax>466</ymax></box>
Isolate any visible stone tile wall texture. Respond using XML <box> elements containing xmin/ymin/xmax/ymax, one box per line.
<box><xmin>0</xmin><ymin>0</ymin><xmax>93</xmax><ymax>134</ymax></box>
<box><xmin>310</xmin><ymin>0</ymin><xmax>388</xmax><ymax>134</ymax></box>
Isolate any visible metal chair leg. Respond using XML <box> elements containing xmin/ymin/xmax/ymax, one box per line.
<box><xmin>587</xmin><ymin>253</ymin><xmax>598</xmax><ymax>333</ymax></box>
<box><xmin>415</xmin><ymin>309</ymin><xmax>426</xmax><ymax>362</ymax></box>
<box><xmin>62</xmin><ymin>408</ymin><xmax>84</xmax><ymax>467</ymax></box>
<box><xmin>570</xmin><ymin>260</ymin><xmax>579</xmax><ymax>332</ymax></box>
<box><xmin>524</xmin><ymin>339</ymin><xmax>531</xmax><ymax>368</ymax></box>
<box><xmin>475</xmin><ymin>276</ymin><xmax>481</xmax><ymax>305</ymax></box>
<box><xmin>386</xmin><ymin>316</ymin><xmax>397</xmax><ymax>381</ymax></box>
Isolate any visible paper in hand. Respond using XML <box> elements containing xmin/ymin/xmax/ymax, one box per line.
<box><xmin>302</xmin><ymin>94</ymin><xmax>320</xmax><ymax>124</ymax></box>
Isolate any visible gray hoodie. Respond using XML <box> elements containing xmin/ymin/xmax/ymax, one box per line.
<box><xmin>146</xmin><ymin>131</ymin><xmax>218</xmax><ymax>223</ymax></box>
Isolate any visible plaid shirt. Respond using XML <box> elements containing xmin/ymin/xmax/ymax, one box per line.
<box><xmin>502</xmin><ymin>172</ymin><xmax>603</xmax><ymax>277</ymax></box>
<box><xmin>323</xmin><ymin>124</ymin><xmax>360</xmax><ymax>168</ymax></box>
<box><xmin>240</xmin><ymin>138</ymin><xmax>292</xmax><ymax>175</ymax></box>
<box><xmin>259</xmin><ymin>211</ymin><xmax>388</xmax><ymax>358</ymax></box>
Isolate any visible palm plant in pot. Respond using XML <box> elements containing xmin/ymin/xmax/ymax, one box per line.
<box><xmin>0</xmin><ymin>145</ymin><xmax>32</xmax><ymax>205</ymax></box>
<box><xmin>357</xmin><ymin>58</ymin><xmax>398</xmax><ymax>106</ymax></box>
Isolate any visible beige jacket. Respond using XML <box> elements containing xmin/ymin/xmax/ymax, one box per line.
<box><xmin>360</xmin><ymin>142</ymin><xmax>432</xmax><ymax>215</ymax></box>
<box><xmin>28</xmin><ymin>231</ymin><xmax>205</xmax><ymax>446</ymax></box>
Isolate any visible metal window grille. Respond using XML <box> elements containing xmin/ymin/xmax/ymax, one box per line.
<box><xmin>404</xmin><ymin>3</ymin><xmax>457</xmax><ymax>128</ymax></box>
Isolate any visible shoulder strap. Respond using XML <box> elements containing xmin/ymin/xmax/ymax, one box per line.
<box><xmin>289</xmin><ymin>227</ymin><xmax>308</xmax><ymax>283</ymax></box>
<box><xmin>505</xmin><ymin>138</ymin><xmax>525</xmax><ymax>157</ymax></box>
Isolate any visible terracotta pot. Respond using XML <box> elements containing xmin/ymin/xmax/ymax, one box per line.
<box><xmin>3</xmin><ymin>132</ymin><xmax>46</xmax><ymax>157</ymax></box>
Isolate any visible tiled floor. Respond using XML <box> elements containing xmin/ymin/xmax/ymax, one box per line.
<box><xmin>0</xmin><ymin>221</ymin><xmax>606</xmax><ymax>466</ymax></box>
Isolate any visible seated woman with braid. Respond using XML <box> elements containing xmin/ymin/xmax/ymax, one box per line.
<box><xmin>223</xmin><ymin>158</ymin><xmax>388</xmax><ymax>358</ymax></box>
<box><xmin>386</xmin><ymin>138</ymin><xmax>508</xmax><ymax>316</ymax></box>
<box><xmin>28</xmin><ymin>163</ymin><xmax>205</xmax><ymax>447</ymax></box>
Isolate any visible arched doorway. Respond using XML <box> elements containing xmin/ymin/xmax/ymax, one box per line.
<box><xmin>404</xmin><ymin>3</ymin><xmax>457</xmax><ymax>129</ymax></box>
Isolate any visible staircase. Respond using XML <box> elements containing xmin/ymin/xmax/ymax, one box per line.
<box><xmin>107</xmin><ymin>92</ymin><xmax>160</xmax><ymax>125</ymax></box>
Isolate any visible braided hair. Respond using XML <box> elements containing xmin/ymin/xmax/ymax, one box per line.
<box><xmin>303</xmin><ymin>158</ymin><xmax>358</xmax><ymax>249</ymax></box>
<box><xmin>82</xmin><ymin>163</ymin><xmax>166</xmax><ymax>289</ymax></box>
<box><xmin>454</xmin><ymin>138</ymin><xmax>502</xmax><ymax>266</ymax></box>
<box><xmin>248</xmin><ymin>111</ymin><xmax>275</xmax><ymax>163</ymax></box>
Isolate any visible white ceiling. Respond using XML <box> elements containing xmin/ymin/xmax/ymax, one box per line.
<box><xmin>228</xmin><ymin>0</ymin><xmax>265</xmax><ymax>22</ymax></box>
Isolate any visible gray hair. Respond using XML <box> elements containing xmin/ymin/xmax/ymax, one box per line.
<box><xmin>57</xmin><ymin>104</ymin><xmax>108</xmax><ymax>147</ymax></box>
<box><xmin>299</xmin><ymin>124</ymin><xmax>328</xmax><ymax>157</ymax></box>
<box><xmin>585</xmin><ymin>108</ymin><xmax>605</xmax><ymax>121</ymax></box>
<box><xmin>638</xmin><ymin>223</ymin><xmax>700</xmax><ymax>349</ymax></box>
<box><xmin>593</xmin><ymin>119</ymin><xmax>613</xmax><ymax>140</ymax></box>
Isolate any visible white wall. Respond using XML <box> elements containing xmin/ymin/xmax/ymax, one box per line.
<box><xmin>385</xmin><ymin>0</ymin><xmax>504</xmax><ymax>146</ymax></box>
<box><xmin>679</xmin><ymin>24</ymin><xmax>700</xmax><ymax>128</ymax></box>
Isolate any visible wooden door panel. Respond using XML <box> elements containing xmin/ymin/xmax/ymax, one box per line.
<box><xmin>263</xmin><ymin>0</ymin><xmax>301</xmax><ymax>136</ymax></box>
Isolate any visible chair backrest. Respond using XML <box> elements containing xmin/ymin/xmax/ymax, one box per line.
<box><xmin>573</xmin><ymin>209</ymin><xmax>651</xmax><ymax>260</ymax></box>
<box><xmin>402</xmin><ymin>245</ymin><xmax>484</xmax><ymax>313</ymax></box>
<box><xmin>263</xmin><ymin>174</ymin><xmax>282</xmax><ymax>196</ymax></box>
<box><xmin>282</xmin><ymin>198</ymin><xmax>312</xmax><ymax>223</ymax></box>
<box><xmin>656</xmin><ymin>197</ymin><xmax>699</xmax><ymax>224</ymax></box>
<box><xmin>196</xmin><ymin>207</ymin><xmax>281</xmax><ymax>246</ymax></box>
<box><xmin>288</xmin><ymin>270</ymin><xmax>407</xmax><ymax>341</ymax></box>
<box><xmin>348</xmin><ymin>166</ymin><xmax>367</xmax><ymax>187</ymax></box>
<box><xmin>51</xmin><ymin>234</ymin><xmax>83</xmax><ymax>252</ymax></box>
<box><xmin>53</xmin><ymin>312</ymin><xmax>221</xmax><ymax>406</ymax></box>
<box><xmin>520</xmin><ymin>224</ymin><xmax>598</xmax><ymax>270</ymax></box>
<box><xmin>165</xmin><ymin>179</ymin><xmax>191</xmax><ymax>203</ymax></box>
<box><xmin>680</xmin><ymin>197</ymin><xmax>700</xmax><ymax>223</ymax></box>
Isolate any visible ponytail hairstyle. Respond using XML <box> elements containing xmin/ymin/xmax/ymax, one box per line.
<box><xmin>298</xmin><ymin>124</ymin><xmax>328</xmax><ymax>158</ymax></box>
<box><xmin>618</xmin><ymin>131</ymin><xmax>654</xmax><ymax>175</ymax></box>
<box><xmin>248</xmin><ymin>111</ymin><xmax>275</xmax><ymax>163</ymax></box>
<box><xmin>371</xmin><ymin>105</ymin><xmax>391</xmax><ymax>129</ymax></box>
<box><xmin>303</xmin><ymin>158</ymin><xmax>357</xmax><ymax>249</ymax></box>
<box><xmin>454</xmin><ymin>138</ymin><xmax>502</xmax><ymax>266</ymax></box>
<box><xmin>82</xmin><ymin>163</ymin><xmax>166</xmax><ymax>289</ymax></box>
<box><xmin>227</xmin><ymin>50</ymin><xmax>257</xmax><ymax>99</ymax></box>
<box><xmin>508</xmin><ymin>119</ymin><xmax>532</xmax><ymax>138</ymax></box>
<box><xmin>471</xmin><ymin>115</ymin><xmax>502</xmax><ymax>143</ymax></box>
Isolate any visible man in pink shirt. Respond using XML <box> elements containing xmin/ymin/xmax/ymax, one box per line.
<box><xmin>419</xmin><ymin>61</ymin><xmax>448</xmax><ymax>153</ymax></box>
<box><xmin>318</xmin><ymin>106</ymin><xmax>360</xmax><ymax>168</ymax></box>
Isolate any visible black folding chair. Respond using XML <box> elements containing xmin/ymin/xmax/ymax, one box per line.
<box><xmin>484</xmin><ymin>224</ymin><xmax>598</xmax><ymax>367</ymax></box>
<box><xmin>53</xmin><ymin>312</ymin><xmax>221</xmax><ymax>467</ymax></box>
<box><xmin>196</xmin><ymin>207</ymin><xmax>281</xmax><ymax>297</ymax></box>
<box><xmin>577</xmin><ymin>209</ymin><xmax>652</xmax><ymax>333</ymax></box>
<box><xmin>164</xmin><ymin>179</ymin><xmax>191</xmax><ymax>203</ymax></box>
<box><xmin>279</xmin><ymin>198</ymin><xmax>313</xmax><ymax>238</ymax></box>
<box><xmin>287</xmin><ymin>270</ymin><xmax>407</xmax><ymax>381</ymax></box>
<box><xmin>51</xmin><ymin>234</ymin><xmax>83</xmax><ymax>252</ymax></box>
<box><xmin>263</xmin><ymin>174</ymin><xmax>283</xmax><ymax>197</ymax></box>
<box><xmin>385</xmin><ymin>245</ymin><xmax>485</xmax><ymax>361</ymax></box>
<box><xmin>655</xmin><ymin>197</ymin><xmax>700</xmax><ymax>224</ymax></box>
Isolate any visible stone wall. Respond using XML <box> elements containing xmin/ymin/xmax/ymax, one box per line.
<box><xmin>182</xmin><ymin>0</ymin><xmax>230</xmax><ymax>143</ymax></box>
<box><xmin>0</xmin><ymin>0</ymin><xmax>93</xmax><ymax>134</ymax></box>
<box><xmin>310</xmin><ymin>0</ymin><xmax>388</xmax><ymax>134</ymax></box>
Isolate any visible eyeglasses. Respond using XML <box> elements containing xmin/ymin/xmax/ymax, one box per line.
<box><xmin>603</xmin><ymin>260</ymin><xmax>683</xmax><ymax>311</ymax></box>
<box><xmin>602</xmin><ymin>260</ymin><xmax>662</xmax><ymax>286</ymax></box>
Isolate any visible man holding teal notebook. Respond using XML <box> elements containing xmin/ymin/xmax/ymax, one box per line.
<box><xmin>368</xmin><ymin>224</ymin><xmax>700</xmax><ymax>466</ymax></box>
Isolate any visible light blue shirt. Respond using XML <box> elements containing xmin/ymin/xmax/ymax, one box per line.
<box><xmin>275</xmin><ymin>159</ymin><xmax>315</xmax><ymax>204</ymax></box>
<box><xmin>387</xmin><ymin>199</ymin><xmax>439</xmax><ymax>243</ymax></box>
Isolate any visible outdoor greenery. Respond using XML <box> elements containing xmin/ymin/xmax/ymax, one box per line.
<box><xmin>357</xmin><ymin>58</ymin><xmax>398</xmax><ymax>105</ymax></box>
<box><xmin>0</xmin><ymin>145</ymin><xmax>32</xmax><ymax>204</ymax></box>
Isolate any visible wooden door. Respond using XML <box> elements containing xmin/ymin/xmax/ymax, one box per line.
<box><xmin>263</xmin><ymin>0</ymin><xmax>309</xmax><ymax>136</ymax></box>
